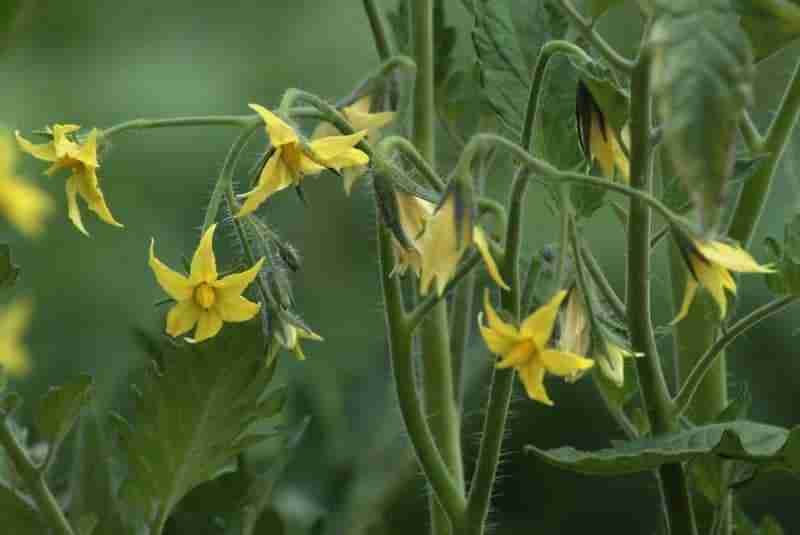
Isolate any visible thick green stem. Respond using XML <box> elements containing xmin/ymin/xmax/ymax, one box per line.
<box><xmin>729</xmin><ymin>58</ymin><xmax>800</xmax><ymax>247</ymax></box>
<box><xmin>627</xmin><ymin>51</ymin><xmax>697</xmax><ymax>535</ymax></box>
<box><xmin>0</xmin><ymin>417</ymin><xmax>75</xmax><ymax>535</ymax></box>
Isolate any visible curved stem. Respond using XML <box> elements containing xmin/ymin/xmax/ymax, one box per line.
<box><xmin>362</xmin><ymin>0</ymin><xmax>394</xmax><ymax>63</ymax></box>
<box><xmin>476</xmin><ymin>197</ymin><xmax>507</xmax><ymax>229</ymax></box>
<box><xmin>339</xmin><ymin>55</ymin><xmax>416</xmax><ymax>109</ymax></box>
<box><xmin>202</xmin><ymin>121</ymin><xmax>262</xmax><ymax>232</ymax></box>
<box><xmin>672</xmin><ymin>296</ymin><xmax>797</xmax><ymax>418</ymax></box>
<box><xmin>729</xmin><ymin>58</ymin><xmax>800</xmax><ymax>247</ymax></box>
<box><xmin>0</xmin><ymin>417</ymin><xmax>75</xmax><ymax>535</ymax></box>
<box><xmin>739</xmin><ymin>109</ymin><xmax>764</xmax><ymax>154</ymax></box>
<box><xmin>378</xmin><ymin>136</ymin><xmax>445</xmax><ymax>191</ymax></box>
<box><xmin>554</xmin><ymin>0</ymin><xmax>635</xmax><ymax>74</ymax></box>
<box><xmin>580</xmin><ymin>240</ymin><xmax>626</xmax><ymax>320</ymax></box>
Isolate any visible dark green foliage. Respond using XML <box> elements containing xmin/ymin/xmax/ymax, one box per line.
<box><xmin>0</xmin><ymin>244</ymin><xmax>19</xmax><ymax>289</ymax></box>
<box><xmin>36</xmin><ymin>374</ymin><xmax>93</xmax><ymax>450</ymax></box>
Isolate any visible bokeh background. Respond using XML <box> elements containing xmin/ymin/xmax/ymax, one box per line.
<box><xmin>2</xmin><ymin>0</ymin><xmax>799</xmax><ymax>533</ymax></box>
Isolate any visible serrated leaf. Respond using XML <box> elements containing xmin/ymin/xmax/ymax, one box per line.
<box><xmin>0</xmin><ymin>482</ymin><xmax>44</xmax><ymax>534</ymax></box>
<box><xmin>471</xmin><ymin>0</ymin><xmax>531</xmax><ymax>138</ymax></box>
<box><xmin>651</xmin><ymin>1</ymin><xmax>754</xmax><ymax>233</ymax></box>
<box><xmin>36</xmin><ymin>374</ymin><xmax>93</xmax><ymax>448</ymax></box>
<box><xmin>734</xmin><ymin>0</ymin><xmax>800</xmax><ymax>62</ymax></box>
<box><xmin>115</xmin><ymin>322</ymin><xmax>283</xmax><ymax>526</ymax></box>
<box><xmin>0</xmin><ymin>244</ymin><xmax>19</xmax><ymax>289</ymax></box>
<box><xmin>526</xmin><ymin>421</ymin><xmax>800</xmax><ymax>476</ymax></box>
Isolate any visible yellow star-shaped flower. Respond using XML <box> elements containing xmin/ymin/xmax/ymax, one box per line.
<box><xmin>149</xmin><ymin>224</ymin><xmax>265</xmax><ymax>343</ymax></box>
<box><xmin>0</xmin><ymin>299</ymin><xmax>33</xmax><ymax>377</ymax></box>
<box><xmin>480</xmin><ymin>290</ymin><xmax>594</xmax><ymax>405</ymax></box>
<box><xmin>576</xmin><ymin>81</ymin><xmax>629</xmax><ymax>183</ymax></box>
<box><xmin>312</xmin><ymin>96</ymin><xmax>394</xmax><ymax>194</ymax></box>
<box><xmin>673</xmin><ymin>239</ymin><xmax>774</xmax><ymax>323</ymax></box>
<box><xmin>0</xmin><ymin>133</ymin><xmax>53</xmax><ymax>237</ymax></box>
<box><xmin>277</xmin><ymin>322</ymin><xmax>323</xmax><ymax>361</ymax></box>
<box><xmin>16</xmin><ymin>124</ymin><xmax>122</xmax><ymax>236</ymax></box>
<box><xmin>237</xmin><ymin>104</ymin><xmax>370</xmax><ymax>216</ymax></box>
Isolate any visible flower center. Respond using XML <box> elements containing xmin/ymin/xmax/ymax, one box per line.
<box><xmin>194</xmin><ymin>283</ymin><xmax>216</xmax><ymax>309</ymax></box>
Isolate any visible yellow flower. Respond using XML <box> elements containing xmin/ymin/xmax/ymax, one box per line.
<box><xmin>558</xmin><ymin>288</ymin><xmax>591</xmax><ymax>357</ymax></box>
<box><xmin>0</xmin><ymin>133</ymin><xmax>53</xmax><ymax>237</ymax></box>
<box><xmin>479</xmin><ymin>290</ymin><xmax>594</xmax><ymax>405</ymax></box>
<box><xmin>576</xmin><ymin>81</ymin><xmax>630</xmax><ymax>183</ymax></box>
<box><xmin>673</xmin><ymin>239</ymin><xmax>774</xmax><ymax>323</ymax></box>
<box><xmin>389</xmin><ymin>190</ymin><xmax>435</xmax><ymax>278</ymax></box>
<box><xmin>0</xmin><ymin>299</ymin><xmax>33</xmax><ymax>377</ymax></box>
<box><xmin>237</xmin><ymin>104</ymin><xmax>370</xmax><ymax>216</ymax></box>
<box><xmin>411</xmin><ymin>188</ymin><xmax>508</xmax><ymax>296</ymax></box>
<box><xmin>149</xmin><ymin>224</ymin><xmax>265</xmax><ymax>343</ymax></box>
<box><xmin>311</xmin><ymin>96</ymin><xmax>394</xmax><ymax>194</ymax></box>
<box><xmin>15</xmin><ymin>124</ymin><xmax>122</xmax><ymax>236</ymax></box>
<box><xmin>277</xmin><ymin>322</ymin><xmax>323</xmax><ymax>360</ymax></box>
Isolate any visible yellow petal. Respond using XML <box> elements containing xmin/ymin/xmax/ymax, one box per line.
<box><xmin>15</xmin><ymin>131</ymin><xmax>57</xmax><ymax>162</ymax></box>
<box><xmin>473</xmin><ymin>227</ymin><xmax>510</xmax><ymax>290</ymax></box>
<box><xmin>190</xmin><ymin>224</ymin><xmax>218</xmax><ymax>284</ymax></box>
<box><xmin>348</xmin><ymin>95</ymin><xmax>372</xmax><ymax>114</ymax></box>
<box><xmin>0</xmin><ymin>176</ymin><xmax>53</xmax><ymax>237</ymax></box>
<box><xmin>481</xmin><ymin>289</ymin><xmax>518</xmax><ymax>338</ymax></box>
<box><xmin>693</xmin><ymin>259</ymin><xmax>731</xmax><ymax>319</ymax></box>
<box><xmin>249</xmin><ymin>104</ymin><xmax>298</xmax><ymax>147</ymax></box>
<box><xmin>0</xmin><ymin>300</ymin><xmax>32</xmax><ymax>375</ymax></box>
<box><xmin>316</xmin><ymin>147</ymin><xmax>370</xmax><ymax>173</ymax></box>
<box><xmin>590</xmin><ymin>117</ymin><xmax>615</xmax><ymax>179</ymax></box>
<box><xmin>237</xmin><ymin>150</ymin><xmax>292</xmax><ymax>216</ymax></box>
<box><xmin>539</xmin><ymin>349</ymin><xmax>595</xmax><ymax>377</ymax></box>
<box><xmin>559</xmin><ymin>289</ymin><xmax>591</xmax><ymax>355</ymax></box>
<box><xmin>694</xmin><ymin>240</ymin><xmax>774</xmax><ymax>274</ymax></box>
<box><xmin>495</xmin><ymin>341</ymin><xmax>533</xmax><ymax>369</ymax></box>
<box><xmin>346</xmin><ymin>108</ymin><xmax>395</xmax><ymax>132</ymax></box>
<box><xmin>73</xmin><ymin>129</ymin><xmax>99</xmax><ymax>168</ymax></box>
<box><xmin>215</xmin><ymin>295</ymin><xmax>261</xmax><ymax>322</ymax></box>
<box><xmin>295</xmin><ymin>151</ymin><xmax>328</xmax><ymax>176</ymax></box>
<box><xmin>518</xmin><ymin>361</ymin><xmax>553</xmax><ymax>405</ymax></box>
<box><xmin>418</xmin><ymin>190</ymin><xmax>468</xmax><ymax>295</ymax></box>
<box><xmin>479</xmin><ymin>323</ymin><xmax>519</xmax><ymax>357</ymax></box>
<box><xmin>166</xmin><ymin>299</ymin><xmax>201</xmax><ymax>337</ymax></box>
<box><xmin>308</xmin><ymin>130</ymin><xmax>368</xmax><ymax>166</ymax></box>
<box><xmin>149</xmin><ymin>239</ymin><xmax>193</xmax><ymax>301</ymax></box>
<box><xmin>65</xmin><ymin>177</ymin><xmax>89</xmax><ymax>236</ymax></box>
<box><xmin>611</xmin><ymin>130</ymin><xmax>630</xmax><ymax>183</ymax></box>
<box><xmin>74</xmin><ymin>168</ymin><xmax>123</xmax><ymax>228</ymax></box>
<box><xmin>520</xmin><ymin>290</ymin><xmax>568</xmax><ymax>349</ymax></box>
<box><xmin>671</xmin><ymin>276</ymin><xmax>699</xmax><ymax>325</ymax></box>
<box><xmin>50</xmin><ymin>124</ymin><xmax>81</xmax><ymax>158</ymax></box>
<box><xmin>214</xmin><ymin>257</ymin><xmax>266</xmax><ymax>299</ymax></box>
<box><xmin>192</xmin><ymin>308</ymin><xmax>224</xmax><ymax>342</ymax></box>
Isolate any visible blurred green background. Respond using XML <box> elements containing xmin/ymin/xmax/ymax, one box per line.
<box><xmin>2</xmin><ymin>0</ymin><xmax>799</xmax><ymax>532</ymax></box>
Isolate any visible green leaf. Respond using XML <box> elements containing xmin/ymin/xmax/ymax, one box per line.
<box><xmin>0</xmin><ymin>244</ymin><xmax>20</xmax><ymax>289</ymax></box>
<box><xmin>471</xmin><ymin>0</ymin><xmax>531</xmax><ymax>138</ymax></box>
<box><xmin>114</xmin><ymin>322</ymin><xmax>282</xmax><ymax>526</ymax></box>
<box><xmin>734</xmin><ymin>0</ymin><xmax>800</xmax><ymax>62</ymax></box>
<box><xmin>571</xmin><ymin>179</ymin><xmax>607</xmax><ymax>219</ymax></box>
<box><xmin>0</xmin><ymin>482</ymin><xmax>44</xmax><ymax>534</ymax></box>
<box><xmin>433</xmin><ymin>0</ymin><xmax>457</xmax><ymax>88</ymax></box>
<box><xmin>651</xmin><ymin>1</ymin><xmax>755</xmax><ymax>233</ymax></box>
<box><xmin>36</xmin><ymin>374</ymin><xmax>93</xmax><ymax>448</ymax></box>
<box><xmin>526</xmin><ymin>420</ymin><xmax>800</xmax><ymax>476</ymax></box>
<box><xmin>764</xmin><ymin>213</ymin><xmax>800</xmax><ymax>295</ymax></box>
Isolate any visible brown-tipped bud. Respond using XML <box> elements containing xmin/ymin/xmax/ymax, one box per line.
<box><xmin>575</xmin><ymin>80</ymin><xmax>630</xmax><ymax>183</ymax></box>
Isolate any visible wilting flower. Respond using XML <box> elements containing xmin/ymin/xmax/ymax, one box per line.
<box><xmin>480</xmin><ymin>290</ymin><xmax>594</xmax><ymax>405</ymax></box>
<box><xmin>0</xmin><ymin>133</ymin><xmax>53</xmax><ymax>236</ymax></box>
<box><xmin>237</xmin><ymin>104</ymin><xmax>370</xmax><ymax>216</ymax></box>
<box><xmin>0</xmin><ymin>299</ymin><xmax>33</xmax><ymax>377</ymax></box>
<box><xmin>312</xmin><ymin>96</ymin><xmax>394</xmax><ymax>194</ymax></box>
<box><xmin>673</xmin><ymin>238</ymin><xmax>774</xmax><ymax>323</ymax></box>
<box><xmin>276</xmin><ymin>322</ymin><xmax>323</xmax><ymax>360</ymax></box>
<box><xmin>16</xmin><ymin>124</ymin><xmax>121</xmax><ymax>236</ymax></box>
<box><xmin>576</xmin><ymin>81</ymin><xmax>629</xmax><ymax>183</ymax></box>
<box><xmin>390</xmin><ymin>189</ymin><xmax>508</xmax><ymax>295</ymax></box>
<box><xmin>149</xmin><ymin>224</ymin><xmax>265</xmax><ymax>342</ymax></box>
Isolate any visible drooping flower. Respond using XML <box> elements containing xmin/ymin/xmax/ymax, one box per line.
<box><xmin>16</xmin><ymin>124</ymin><xmax>122</xmax><ymax>236</ymax></box>
<box><xmin>480</xmin><ymin>290</ymin><xmax>594</xmax><ymax>405</ymax></box>
<box><xmin>276</xmin><ymin>322</ymin><xmax>323</xmax><ymax>360</ymax></box>
<box><xmin>0</xmin><ymin>299</ymin><xmax>33</xmax><ymax>377</ymax></box>
<box><xmin>673</xmin><ymin>238</ymin><xmax>774</xmax><ymax>323</ymax></box>
<box><xmin>576</xmin><ymin>81</ymin><xmax>630</xmax><ymax>183</ymax></box>
<box><xmin>149</xmin><ymin>224</ymin><xmax>265</xmax><ymax>342</ymax></box>
<box><xmin>0</xmin><ymin>133</ymin><xmax>53</xmax><ymax>237</ymax></box>
<box><xmin>390</xmin><ymin>189</ymin><xmax>508</xmax><ymax>295</ymax></box>
<box><xmin>237</xmin><ymin>104</ymin><xmax>370</xmax><ymax>216</ymax></box>
<box><xmin>311</xmin><ymin>96</ymin><xmax>394</xmax><ymax>194</ymax></box>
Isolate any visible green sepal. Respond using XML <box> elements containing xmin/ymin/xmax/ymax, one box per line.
<box><xmin>36</xmin><ymin>374</ymin><xmax>93</xmax><ymax>450</ymax></box>
<box><xmin>764</xmin><ymin>213</ymin><xmax>800</xmax><ymax>296</ymax></box>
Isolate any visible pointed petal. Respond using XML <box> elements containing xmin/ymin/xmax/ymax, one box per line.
<box><xmin>695</xmin><ymin>240</ymin><xmax>774</xmax><ymax>273</ymax></box>
<box><xmin>540</xmin><ymin>349</ymin><xmax>595</xmax><ymax>377</ymax></box>
<box><xmin>190</xmin><ymin>224</ymin><xmax>218</xmax><ymax>284</ymax></box>
<box><xmin>348</xmin><ymin>95</ymin><xmax>372</xmax><ymax>114</ymax></box>
<box><xmin>346</xmin><ymin>108</ymin><xmax>395</xmax><ymax>132</ymax></box>
<box><xmin>73</xmin><ymin>129</ymin><xmax>99</xmax><ymax>167</ymax></box>
<box><xmin>473</xmin><ymin>227</ymin><xmax>510</xmax><ymax>290</ymax></box>
<box><xmin>590</xmin><ymin>118</ymin><xmax>615</xmax><ymax>179</ymax></box>
<box><xmin>192</xmin><ymin>309</ymin><xmax>224</xmax><ymax>342</ymax></box>
<box><xmin>518</xmin><ymin>361</ymin><xmax>553</xmax><ymax>406</ymax></box>
<box><xmin>611</xmin><ymin>132</ymin><xmax>630</xmax><ymax>183</ymax></box>
<box><xmin>309</xmin><ymin>131</ymin><xmax>368</xmax><ymax>163</ymax></box>
<box><xmin>671</xmin><ymin>277</ymin><xmax>699</xmax><ymax>325</ymax></box>
<box><xmin>496</xmin><ymin>341</ymin><xmax>533</xmax><ymax>369</ymax></box>
<box><xmin>520</xmin><ymin>290</ymin><xmax>568</xmax><ymax>349</ymax></box>
<box><xmin>15</xmin><ymin>131</ymin><xmax>57</xmax><ymax>162</ymax></box>
<box><xmin>482</xmin><ymin>289</ymin><xmax>518</xmax><ymax>338</ymax></box>
<box><xmin>694</xmin><ymin>260</ymin><xmax>730</xmax><ymax>319</ymax></box>
<box><xmin>249</xmin><ymin>104</ymin><xmax>298</xmax><ymax>147</ymax></box>
<box><xmin>237</xmin><ymin>151</ymin><xmax>292</xmax><ymax>216</ymax></box>
<box><xmin>214</xmin><ymin>257</ymin><xmax>266</xmax><ymax>298</ymax></box>
<box><xmin>51</xmin><ymin>124</ymin><xmax>81</xmax><ymax>157</ymax></box>
<box><xmin>149</xmin><ymin>239</ymin><xmax>193</xmax><ymax>300</ymax></box>
<box><xmin>74</xmin><ymin>168</ymin><xmax>123</xmax><ymax>227</ymax></box>
<box><xmin>296</xmin><ymin>151</ymin><xmax>327</xmax><ymax>175</ymax></box>
<box><xmin>166</xmin><ymin>300</ymin><xmax>201</xmax><ymax>337</ymax></box>
<box><xmin>479</xmin><ymin>323</ymin><xmax>518</xmax><ymax>356</ymax></box>
<box><xmin>65</xmin><ymin>177</ymin><xmax>89</xmax><ymax>236</ymax></box>
<box><xmin>215</xmin><ymin>295</ymin><xmax>261</xmax><ymax>322</ymax></box>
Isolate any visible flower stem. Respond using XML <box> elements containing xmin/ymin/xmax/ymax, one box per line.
<box><xmin>0</xmin><ymin>416</ymin><xmax>75</xmax><ymax>535</ymax></box>
<box><xmin>672</xmin><ymin>296</ymin><xmax>797</xmax><ymax>418</ymax></box>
